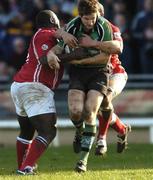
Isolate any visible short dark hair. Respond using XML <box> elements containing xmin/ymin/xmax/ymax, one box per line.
<box><xmin>36</xmin><ymin>10</ymin><xmax>60</xmax><ymax>28</ymax></box>
<box><xmin>78</xmin><ymin>0</ymin><xmax>99</xmax><ymax>16</ymax></box>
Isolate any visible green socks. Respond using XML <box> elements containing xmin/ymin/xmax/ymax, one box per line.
<box><xmin>80</xmin><ymin>124</ymin><xmax>96</xmax><ymax>164</ymax></box>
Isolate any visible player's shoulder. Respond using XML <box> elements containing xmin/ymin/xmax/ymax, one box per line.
<box><xmin>38</xmin><ymin>28</ymin><xmax>56</xmax><ymax>36</ymax></box>
<box><xmin>34</xmin><ymin>28</ymin><xmax>56</xmax><ymax>40</ymax></box>
<box><xmin>97</xmin><ymin>16</ymin><xmax>109</xmax><ymax>25</ymax></box>
<box><xmin>97</xmin><ymin>16</ymin><xmax>112</xmax><ymax>31</ymax></box>
<box><xmin>97</xmin><ymin>16</ymin><xmax>113</xmax><ymax>35</ymax></box>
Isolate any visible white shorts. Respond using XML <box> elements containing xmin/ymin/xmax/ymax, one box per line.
<box><xmin>10</xmin><ymin>82</ymin><xmax>56</xmax><ymax>117</ymax></box>
<box><xmin>109</xmin><ymin>72</ymin><xmax>128</xmax><ymax>99</ymax></box>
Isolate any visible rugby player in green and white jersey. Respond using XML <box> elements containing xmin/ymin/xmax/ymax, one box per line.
<box><xmin>46</xmin><ymin>0</ymin><xmax>113</xmax><ymax>172</ymax></box>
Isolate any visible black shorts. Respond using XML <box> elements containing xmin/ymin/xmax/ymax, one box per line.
<box><xmin>68</xmin><ymin>65</ymin><xmax>110</xmax><ymax>96</ymax></box>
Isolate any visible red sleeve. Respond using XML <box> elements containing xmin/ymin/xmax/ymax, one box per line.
<box><xmin>32</xmin><ymin>29</ymin><xmax>57</xmax><ymax>60</ymax></box>
<box><xmin>109</xmin><ymin>22</ymin><xmax>123</xmax><ymax>42</ymax></box>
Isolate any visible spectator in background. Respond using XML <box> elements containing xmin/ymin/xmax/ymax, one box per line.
<box><xmin>0</xmin><ymin>0</ymin><xmax>152</xmax><ymax>88</ymax></box>
<box><xmin>7</xmin><ymin>37</ymin><xmax>27</xmax><ymax>71</ymax></box>
<box><xmin>113</xmin><ymin>13</ymin><xmax>133</xmax><ymax>73</ymax></box>
<box><xmin>101</xmin><ymin>0</ymin><xmax>114</xmax><ymax>20</ymax></box>
<box><xmin>49</xmin><ymin>0</ymin><xmax>76</xmax><ymax>26</ymax></box>
<box><xmin>136</xmin><ymin>0</ymin><xmax>145</xmax><ymax>12</ymax></box>
<box><xmin>132</xmin><ymin>0</ymin><xmax>153</xmax><ymax>74</ymax></box>
<box><xmin>3</xmin><ymin>9</ymin><xmax>33</xmax><ymax>61</ymax></box>
<box><xmin>0</xmin><ymin>61</ymin><xmax>11</xmax><ymax>81</ymax></box>
<box><xmin>0</xmin><ymin>0</ymin><xmax>18</xmax><ymax>26</ymax></box>
<box><xmin>113</xmin><ymin>0</ymin><xmax>127</xmax><ymax>15</ymax></box>
<box><xmin>29</xmin><ymin>0</ymin><xmax>48</xmax><ymax>26</ymax></box>
<box><xmin>142</xmin><ymin>21</ymin><xmax>153</xmax><ymax>73</ymax></box>
<box><xmin>0</xmin><ymin>0</ymin><xmax>19</xmax><ymax>59</ymax></box>
<box><xmin>0</xmin><ymin>57</ymin><xmax>14</xmax><ymax>84</ymax></box>
<box><xmin>61</xmin><ymin>0</ymin><xmax>76</xmax><ymax>16</ymax></box>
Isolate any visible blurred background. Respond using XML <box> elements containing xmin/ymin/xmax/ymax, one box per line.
<box><xmin>0</xmin><ymin>0</ymin><xmax>153</xmax><ymax>146</ymax></box>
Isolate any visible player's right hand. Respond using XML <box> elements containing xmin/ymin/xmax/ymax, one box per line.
<box><xmin>47</xmin><ymin>51</ymin><xmax>60</xmax><ymax>69</ymax></box>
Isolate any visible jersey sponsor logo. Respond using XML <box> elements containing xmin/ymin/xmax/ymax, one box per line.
<box><xmin>114</xmin><ymin>32</ymin><xmax>121</xmax><ymax>39</ymax></box>
<box><xmin>41</xmin><ymin>44</ymin><xmax>49</xmax><ymax>51</ymax></box>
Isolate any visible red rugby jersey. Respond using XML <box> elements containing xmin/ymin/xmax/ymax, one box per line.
<box><xmin>14</xmin><ymin>28</ymin><xmax>64</xmax><ymax>89</ymax></box>
<box><xmin>109</xmin><ymin>23</ymin><xmax>125</xmax><ymax>74</ymax></box>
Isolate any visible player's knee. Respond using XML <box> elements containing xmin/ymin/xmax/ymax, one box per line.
<box><xmin>83</xmin><ymin>109</ymin><xmax>95</xmax><ymax>124</ymax></box>
<box><xmin>19</xmin><ymin>127</ymin><xmax>35</xmax><ymax>140</ymax></box>
<box><xmin>83</xmin><ymin>102</ymin><xmax>98</xmax><ymax>123</ymax></box>
<box><xmin>69</xmin><ymin>108</ymin><xmax>82</xmax><ymax>121</ymax></box>
<box><xmin>38</xmin><ymin>120</ymin><xmax>57</xmax><ymax>144</ymax></box>
<box><xmin>47</xmin><ymin>126</ymin><xmax>57</xmax><ymax>144</ymax></box>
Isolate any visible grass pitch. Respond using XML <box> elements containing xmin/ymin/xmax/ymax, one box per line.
<box><xmin>0</xmin><ymin>144</ymin><xmax>153</xmax><ymax>180</ymax></box>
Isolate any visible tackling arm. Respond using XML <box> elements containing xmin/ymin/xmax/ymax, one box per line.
<box><xmin>70</xmin><ymin>52</ymin><xmax>110</xmax><ymax>65</ymax></box>
<box><xmin>39</xmin><ymin>47</ymin><xmax>90</xmax><ymax>67</ymax></box>
<box><xmin>39</xmin><ymin>45</ymin><xmax>63</xmax><ymax>69</ymax></box>
<box><xmin>79</xmin><ymin>34</ymin><xmax>123</xmax><ymax>54</ymax></box>
<box><xmin>93</xmin><ymin>40</ymin><xmax>123</xmax><ymax>54</ymax></box>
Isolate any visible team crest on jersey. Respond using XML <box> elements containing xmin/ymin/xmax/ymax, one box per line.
<box><xmin>41</xmin><ymin>44</ymin><xmax>48</xmax><ymax>51</ymax></box>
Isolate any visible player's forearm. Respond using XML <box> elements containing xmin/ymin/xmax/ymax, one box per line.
<box><xmin>57</xmin><ymin>53</ymin><xmax>78</xmax><ymax>63</ymax></box>
<box><xmin>39</xmin><ymin>53</ymin><xmax>60</xmax><ymax>69</ymax></box>
<box><xmin>57</xmin><ymin>48</ymin><xmax>90</xmax><ymax>63</ymax></box>
<box><xmin>39</xmin><ymin>45</ymin><xmax>62</xmax><ymax>68</ymax></box>
<box><xmin>76</xmin><ymin>53</ymin><xmax>110</xmax><ymax>65</ymax></box>
<box><xmin>94</xmin><ymin>40</ymin><xmax>123</xmax><ymax>54</ymax></box>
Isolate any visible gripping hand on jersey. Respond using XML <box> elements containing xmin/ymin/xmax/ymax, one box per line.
<box><xmin>47</xmin><ymin>50</ymin><xmax>60</xmax><ymax>69</ymax></box>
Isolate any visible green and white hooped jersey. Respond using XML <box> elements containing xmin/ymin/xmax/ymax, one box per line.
<box><xmin>58</xmin><ymin>16</ymin><xmax>113</xmax><ymax>67</ymax></box>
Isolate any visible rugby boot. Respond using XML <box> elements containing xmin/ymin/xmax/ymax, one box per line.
<box><xmin>117</xmin><ymin>124</ymin><xmax>131</xmax><ymax>153</ymax></box>
<box><xmin>75</xmin><ymin>160</ymin><xmax>87</xmax><ymax>173</ymax></box>
<box><xmin>95</xmin><ymin>138</ymin><xmax>107</xmax><ymax>156</ymax></box>
<box><xmin>17</xmin><ymin>166</ymin><xmax>35</xmax><ymax>175</ymax></box>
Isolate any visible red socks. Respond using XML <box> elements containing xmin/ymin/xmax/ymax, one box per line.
<box><xmin>20</xmin><ymin>136</ymin><xmax>48</xmax><ymax>170</ymax></box>
<box><xmin>110</xmin><ymin>114</ymin><xmax>126</xmax><ymax>135</ymax></box>
<box><xmin>97</xmin><ymin>113</ymin><xmax>126</xmax><ymax>139</ymax></box>
<box><xmin>97</xmin><ymin>114</ymin><xmax>110</xmax><ymax>139</ymax></box>
<box><xmin>16</xmin><ymin>137</ymin><xmax>32</xmax><ymax>169</ymax></box>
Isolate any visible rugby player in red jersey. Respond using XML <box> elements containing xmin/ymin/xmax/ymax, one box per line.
<box><xmin>93</xmin><ymin>23</ymin><xmax>131</xmax><ymax>155</ymax></box>
<box><xmin>10</xmin><ymin>10</ymin><xmax>79</xmax><ymax>175</ymax></box>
